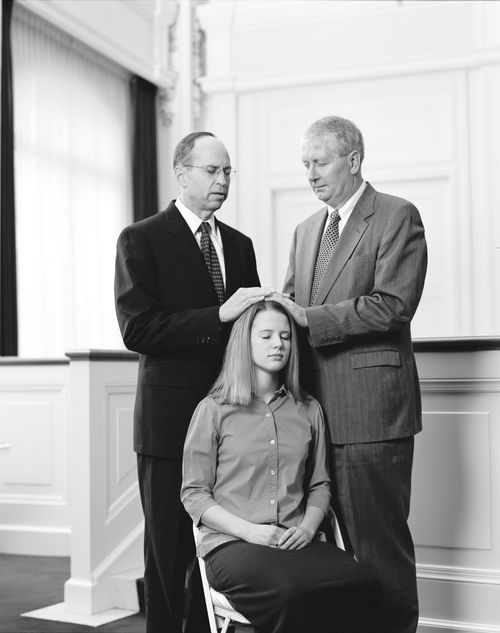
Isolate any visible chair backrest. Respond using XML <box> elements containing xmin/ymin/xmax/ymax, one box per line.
<box><xmin>332</xmin><ymin>509</ymin><xmax>346</xmax><ymax>550</ymax></box>
<box><xmin>193</xmin><ymin>524</ymin><xmax>221</xmax><ymax>633</ymax></box>
<box><xmin>192</xmin><ymin>524</ymin><xmax>252</xmax><ymax>633</ymax></box>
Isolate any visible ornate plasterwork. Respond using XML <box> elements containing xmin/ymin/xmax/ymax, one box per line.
<box><xmin>191</xmin><ymin>2</ymin><xmax>206</xmax><ymax>126</ymax></box>
<box><xmin>157</xmin><ymin>0</ymin><xmax>179</xmax><ymax>126</ymax></box>
<box><xmin>157</xmin><ymin>0</ymin><xmax>207</xmax><ymax>128</ymax></box>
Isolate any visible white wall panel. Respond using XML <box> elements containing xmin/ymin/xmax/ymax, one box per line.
<box><xmin>0</xmin><ymin>401</ymin><xmax>52</xmax><ymax>485</ymax></box>
<box><xmin>412</xmin><ymin>348</ymin><xmax>500</xmax><ymax>632</ymax></box>
<box><xmin>469</xmin><ymin>67</ymin><xmax>500</xmax><ymax>335</ymax></box>
<box><xmin>411</xmin><ymin>411</ymin><xmax>491</xmax><ymax>550</ymax></box>
<box><xmin>105</xmin><ymin>386</ymin><xmax>138</xmax><ymax>523</ymax></box>
<box><xmin>0</xmin><ymin>363</ymin><xmax>70</xmax><ymax>555</ymax></box>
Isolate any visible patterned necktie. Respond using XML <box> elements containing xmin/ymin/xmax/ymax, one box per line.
<box><xmin>309</xmin><ymin>209</ymin><xmax>340</xmax><ymax>305</ymax></box>
<box><xmin>199</xmin><ymin>222</ymin><xmax>225</xmax><ymax>305</ymax></box>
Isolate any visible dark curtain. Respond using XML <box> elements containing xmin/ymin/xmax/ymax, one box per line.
<box><xmin>1</xmin><ymin>0</ymin><xmax>18</xmax><ymax>356</ymax></box>
<box><xmin>130</xmin><ymin>75</ymin><xmax>158</xmax><ymax>223</ymax></box>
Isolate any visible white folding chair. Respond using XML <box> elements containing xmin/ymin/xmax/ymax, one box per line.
<box><xmin>330</xmin><ymin>507</ymin><xmax>346</xmax><ymax>551</ymax></box>
<box><xmin>193</xmin><ymin>524</ymin><xmax>254</xmax><ymax>633</ymax></box>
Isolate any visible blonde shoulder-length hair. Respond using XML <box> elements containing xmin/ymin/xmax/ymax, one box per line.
<box><xmin>209</xmin><ymin>299</ymin><xmax>304</xmax><ymax>406</ymax></box>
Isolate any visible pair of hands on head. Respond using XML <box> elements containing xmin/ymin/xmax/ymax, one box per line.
<box><xmin>219</xmin><ymin>287</ymin><xmax>308</xmax><ymax>328</ymax></box>
<box><xmin>246</xmin><ymin>523</ymin><xmax>314</xmax><ymax>551</ymax></box>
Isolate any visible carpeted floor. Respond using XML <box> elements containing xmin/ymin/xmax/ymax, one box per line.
<box><xmin>0</xmin><ymin>554</ymin><xmax>145</xmax><ymax>633</ymax></box>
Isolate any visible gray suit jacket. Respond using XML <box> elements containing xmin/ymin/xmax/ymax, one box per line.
<box><xmin>283</xmin><ymin>183</ymin><xmax>427</xmax><ymax>444</ymax></box>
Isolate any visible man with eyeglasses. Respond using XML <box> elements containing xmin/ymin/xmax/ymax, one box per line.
<box><xmin>115</xmin><ymin>131</ymin><xmax>270</xmax><ymax>633</ymax></box>
<box><xmin>273</xmin><ymin>115</ymin><xmax>427</xmax><ymax>633</ymax></box>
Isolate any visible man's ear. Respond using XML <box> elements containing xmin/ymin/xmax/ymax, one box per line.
<box><xmin>349</xmin><ymin>150</ymin><xmax>361</xmax><ymax>175</ymax></box>
<box><xmin>175</xmin><ymin>165</ymin><xmax>187</xmax><ymax>187</ymax></box>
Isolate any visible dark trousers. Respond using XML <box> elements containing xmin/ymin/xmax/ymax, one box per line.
<box><xmin>330</xmin><ymin>438</ymin><xmax>418</xmax><ymax>633</ymax></box>
<box><xmin>205</xmin><ymin>540</ymin><xmax>379</xmax><ymax>633</ymax></box>
<box><xmin>137</xmin><ymin>454</ymin><xmax>210</xmax><ymax>633</ymax></box>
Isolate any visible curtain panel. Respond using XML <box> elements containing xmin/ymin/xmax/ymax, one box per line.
<box><xmin>131</xmin><ymin>75</ymin><xmax>158</xmax><ymax>222</ymax></box>
<box><xmin>1</xmin><ymin>0</ymin><xmax>18</xmax><ymax>356</ymax></box>
<box><xmin>11</xmin><ymin>5</ymin><xmax>132</xmax><ymax>356</ymax></box>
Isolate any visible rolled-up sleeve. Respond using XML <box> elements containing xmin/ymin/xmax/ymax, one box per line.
<box><xmin>304</xmin><ymin>400</ymin><xmax>331</xmax><ymax>515</ymax></box>
<box><xmin>181</xmin><ymin>398</ymin><xmax>220</xmax><ymax>525</ymax></box>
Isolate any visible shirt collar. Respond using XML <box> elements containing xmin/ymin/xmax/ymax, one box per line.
<box><xmin>175</xmin><ymin>198</ymin><xmax>217</xmax><ymax>235</ymax></box>
<box><xmin>327</xmin><ymin>180</ymin><xmax>367</xmax><ymax>223</ymax></box>
<box><xmin>254</xmin><ymin>385</ymin><xmax>289</xmax><ymax>405</ymax></box>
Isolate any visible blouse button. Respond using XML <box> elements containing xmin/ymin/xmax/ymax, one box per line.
<box><xmin>265</xmin><ymin>413</ymin><xmax>271</xmax><ymax>418</ymax></box>
<box><xmin>270</xmin><ymin>499</ymin><xmax>276</xmax><ymax>504</ymax></box>
<box><xmin>270</xmin><ymin>470</ymin><xmax>276</xmax><ymax>475</ymax></box>
<box><xmin>270</xmin><ymin>439</ymin><xmax>276</xmax><ymax>445</ymax></box>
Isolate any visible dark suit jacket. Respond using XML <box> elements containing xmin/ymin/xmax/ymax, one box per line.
<box><xmin>283</xmin><ymin>183</ymin><xmax>427</xmax><ymax>444</ymax></box>
<box><xmin>115</xmin><ymin>201</ymin><xmax>260</xmax><ymax>459</ymax></box>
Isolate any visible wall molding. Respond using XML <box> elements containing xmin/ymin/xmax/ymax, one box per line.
<box><xmin>200</xmin><ymin>51</ymin><xmax>500</xmax><ymax>95</ymax></box>
<box><xmin>417</xmin><ymin>563</ymin><xmax>500</xmax><ymax>586</ymax></box>
<box><xmin>0</xmin><ymin>523</ymin><xmax>70</xmax><ymax>556</ymax></box>
<box><xmin>0</xmin><ymin>493</ymin><xmax>66</xmax><ymax>506</ymax></box>
<box><xmin>420</xmin><ymin>378</ymin><xmax>500</xmax><ymax>393</ymax></box>
<box><xmin>21</xmin><ymin>0</ymin><xmax>177</xmax><ymax>87</ymax></box>
<box><xmin>418</xmin><ymin>617</ymin><xmax>500</xmax><ymax>633</ymax></box>
<box><xmin>414</xmin><ymin>337</ymin><xmax>500</xmax><ymax>352</ymax></box>
<box><xmin>66</xmin><ymin>349</ymin><xmax>138</xmax><ymax>362</ymax></box>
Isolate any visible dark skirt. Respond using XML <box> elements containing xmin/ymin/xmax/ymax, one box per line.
<box><xmin>204</xmin><ymin>540</ymin><xmax>379</xmax><ymax>633</ymax></box>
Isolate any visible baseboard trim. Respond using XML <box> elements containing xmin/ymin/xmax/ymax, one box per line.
<box><xmin>417</xmin><ymin>563</ymin><xmax>500</xmax><ymax>586</ymax></box>
<box><xmin>0</xmin><ymin>524</ymin><xmax>70</xmax><ymax>556</ymax></box>
<box><xmin>418</xmin><ymin>617</ymin><xmax>500</xmax><ymax>633</ymax></box>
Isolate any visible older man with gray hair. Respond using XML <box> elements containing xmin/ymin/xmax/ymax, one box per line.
<box><xmin>273</xmin><ymin>115</ymin><xmax>427</xmax><ymax>633</ymax></box>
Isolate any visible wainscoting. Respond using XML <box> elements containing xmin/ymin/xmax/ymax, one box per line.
<box><xmin>1</xmin><ymin>341</ymin><xmax>499</xmax><ymax>630</ymax></box>
<box><xmin>0</xmin><ymin>359</ymin><xmax>70</xmax><ymax>556</ymax></box>
<box><xmin>412</xmin><ymin>339</ymin><xmax>500</xmax><ymax>633</ymax></box>
<box><xmin>0</xmin><ymin>351</ymin><xmax>142</xmax><ymax>620</ymax></box>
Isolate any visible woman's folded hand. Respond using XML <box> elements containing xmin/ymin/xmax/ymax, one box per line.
<box><xmin>277</xmin><ymin>525</ymin><xmax>314</xmax><ymax>550</ymax></box>
<box><xmin>245</xmin><ymin>523</ymin><xmax>287</xmax><ymax>548</ymax></box>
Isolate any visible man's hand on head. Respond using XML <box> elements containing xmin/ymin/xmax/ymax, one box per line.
<box><xmin>219</xmin><ymin>287</ymin><xmax>274</xmax><ymax>323</ymax></box>
<box><xmin>268</xmin><ymin>293</ymin><xmax>308</xmax><ymax>328</ymax></box>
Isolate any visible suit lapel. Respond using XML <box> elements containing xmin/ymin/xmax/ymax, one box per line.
<box><xmin>296</xmin><ymin>209</ymin><xmax>327</xmax><ymax>306</ymax></box>
<box><xmin>313</xmin><ymin>184</ymin><xmax>375</xmax><ymax>305</ymax></box>
<box><xmin>218</xmin><ymin>222</ymin><xmax>239</xmax><ymax>298</ymax></box>
<box><xmin>164</xmin><ymin>203</ymin><xmax>218</xmax><ymax>304</ymax></box>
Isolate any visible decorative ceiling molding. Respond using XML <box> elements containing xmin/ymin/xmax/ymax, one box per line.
<box><xmin>20</xmin><ymin>0</ymin><xmax>178</xmax><ymax>88</ymax></box>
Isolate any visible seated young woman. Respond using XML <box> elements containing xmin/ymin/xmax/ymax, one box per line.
<box><xmin>181</xmin><ymin>299</ymin><xmax>378</xmax><ymax>633</ymax></box>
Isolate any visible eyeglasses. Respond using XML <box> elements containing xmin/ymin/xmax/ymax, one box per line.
<box><xmin>183</xmin><ymin>165</ymin><xmax>237</xmax><ymax>180</ymax></box>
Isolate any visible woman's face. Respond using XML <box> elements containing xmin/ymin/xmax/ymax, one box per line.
<box><xmin>250</xmin><ymin>309</ymin><xmax>291</xmax><ymax>377</ymax></box>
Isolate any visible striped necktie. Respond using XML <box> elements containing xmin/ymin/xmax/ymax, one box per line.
<box><xmin>309</xmin><ymin>209</ymin><xmax>340</xmax><ymax>305</ymax></box>
<box><xmin>199</xmin><ymin>222</ymin><xmax>225</xmax><ymax>305</ymax></box>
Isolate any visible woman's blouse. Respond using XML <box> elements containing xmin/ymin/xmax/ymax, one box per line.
<box><xmin>181</xmin><ymin>388</ymin><xmax>331</xmax><ymax>557</ymax></box>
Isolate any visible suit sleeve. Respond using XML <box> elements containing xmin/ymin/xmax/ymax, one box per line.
<box><xmin>305</xmin><ymin>203</ymin><xmax>427</xmax><ymax>347</ymax></box>
<box><xmin>114</xmin><ymin>225</ymin><xmax>221</xmax><ymax>354</ymax></box>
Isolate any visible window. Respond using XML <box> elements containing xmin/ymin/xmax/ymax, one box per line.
<box><xmin>12</xmin><ymin>5</ymin><xmax>132</xmax><ymax>356</ymax></box>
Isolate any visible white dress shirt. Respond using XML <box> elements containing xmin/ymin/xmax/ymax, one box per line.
<box><xmin>322</xmin><ymin>181</ymin><xmax>367</xmax><ymax>238</ymax></box>
<box><xmin>175</xmin><ymin>198</ymin><xmax>226</xmax><ymax>285</ymax></box>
